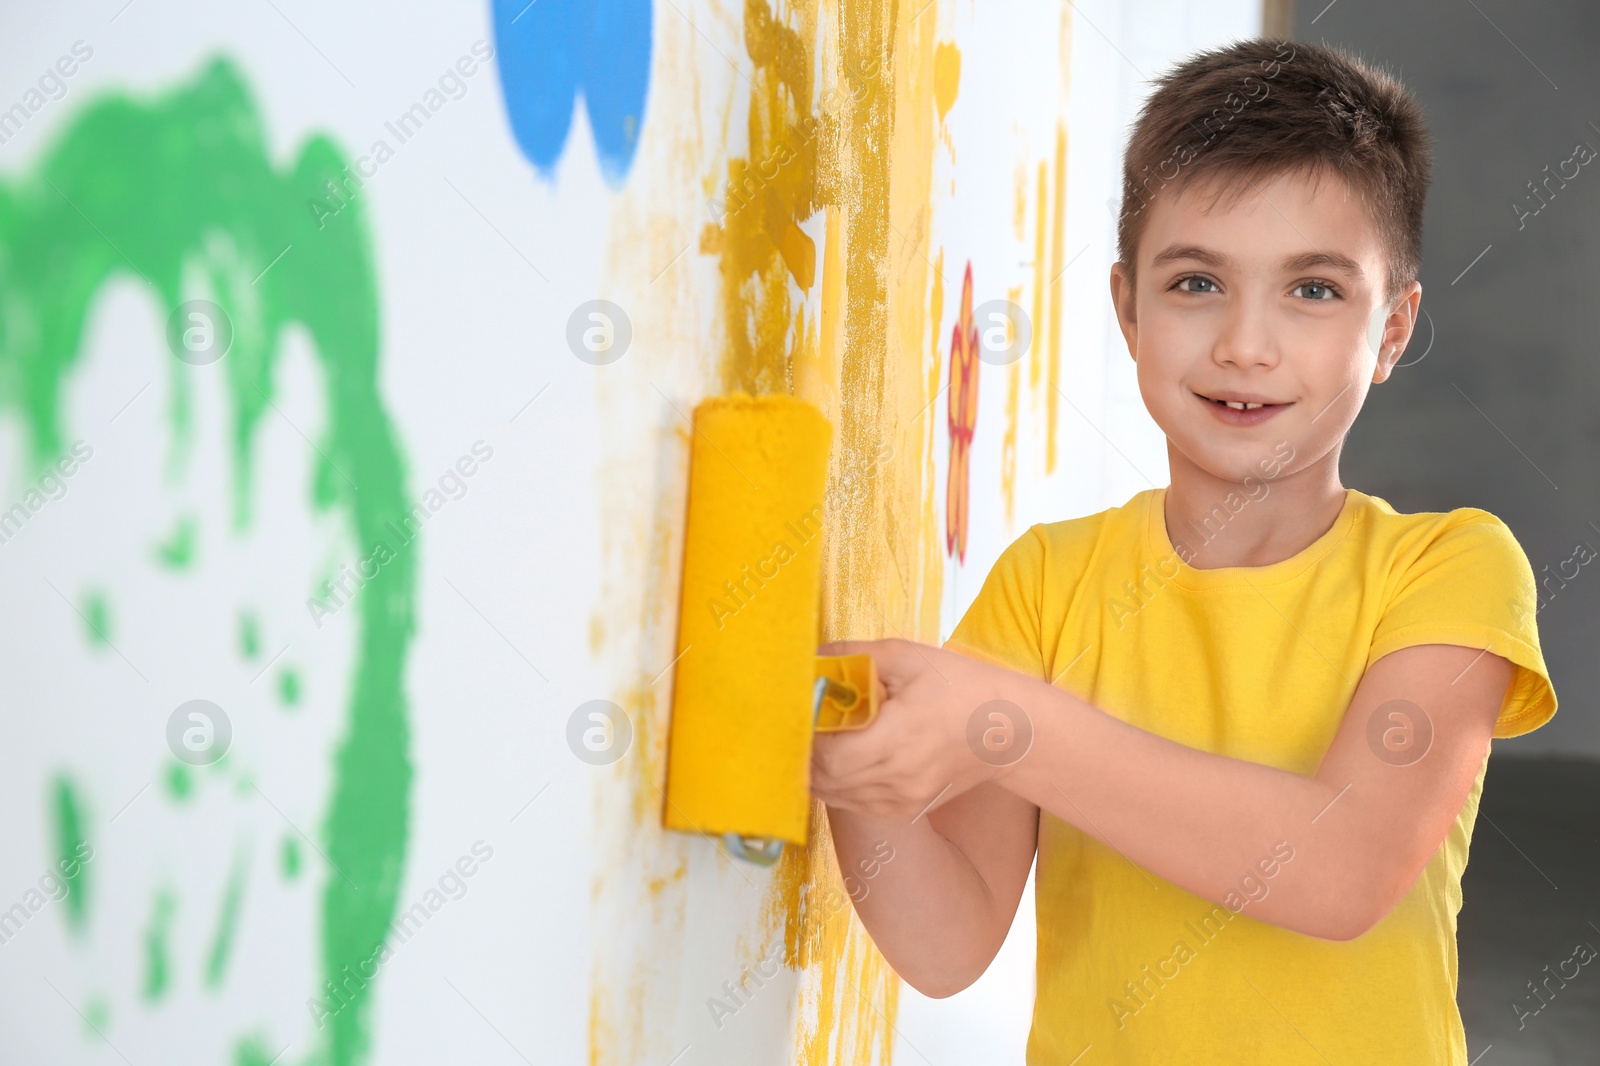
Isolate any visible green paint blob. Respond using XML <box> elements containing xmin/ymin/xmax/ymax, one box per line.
<box><xmin>278</xmin><ymin>667</ymin><xmax>301</xmax><ymax>707</ymax></box>
<box><xmin>234</xmin><ymin>1034</ymin><xmax>284</xmax><ymax>1066</ymax></box>
<box><xmin>142</xmin><ymin>889</ymin><xmax>177</xmax><ymax>1002</ymax></box>
<box><xmin>84</xmin><ymin>996</ymin><xmax>110</xmax><ymax>1037</ymax></box>
<box><xmin>282</xmin><ymin>835</ymin><xmax>302</xmax><ymax>881</ymax></box>
<box><xmin>165</xmin><ymin>762</ymin><xmax>194</xmax><ymax>802</ymax></box>
<box><xmin>81</xmin><ymin>591</ymin><xmax>111</xmax><ymax>647</ymax></box>
<box><xmin>6</xmin><ymin>58</ymin><xmax>416</xmax><ymax>1065</ymax></box>
<box><xmin>51</xmin><ymin>776</ymin><xmax>89</xmax><ymax>935</ymax></box>
<box><xmin>155</xmin><ymin>512</ymin><xmax>197</xmax><ymax>569</ymax></box>
<box><xmin>312</xmin><ymin>562</ymin><xmax>337</xmax><ymax>605</ymax></box>
<box><xmin>239</xmin><ymin>611</ymin><xmax>261</xmax><ymax>658</ymax></box>
<box><xmin>205</xmin><ymin>843</ymin><xmax>249</xmax><ymax>989</ymax></box>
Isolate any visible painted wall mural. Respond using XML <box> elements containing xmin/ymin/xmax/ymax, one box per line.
<box><xmin>0</xmin><ymin>2</ymin><xmax>1262</xmax><ymax>1063</ymax></box>
<box><xmin>490</xmin><ymin>0</ymin><xmax>653</xmax><ymax>182</ymax></box>
<box><xmin>1</xmin><ymin>55</ymin><xmax>411</xmax><ymax>1066</ymax></box>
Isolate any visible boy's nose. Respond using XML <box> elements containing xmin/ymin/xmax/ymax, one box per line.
<box><xmin>1212</xmin><ymin>301</ymin><xmax>1280</xmax><ymax>371</ymax></box>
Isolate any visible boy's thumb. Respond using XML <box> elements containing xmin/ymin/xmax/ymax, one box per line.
<box><xmin>818</xmin><ymin>637</ymin><xmax>917</xmax><ymax>688</ymax></box>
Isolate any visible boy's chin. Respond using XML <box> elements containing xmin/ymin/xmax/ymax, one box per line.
<box><xmin>1169</xmin><ymin>443</ymin><xmax>1295</xmax><ymax>487</ymax></box>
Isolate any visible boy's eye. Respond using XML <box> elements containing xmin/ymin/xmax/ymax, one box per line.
<box><xmin>1292</xmin><ymin>280</ymin><xmax>1339</xmax><ymax>301</ymax></box>
<box><xmin>1174</xmin><ymin>275</ymin><xmax>1218</xmax><ymax>294</ymax></box>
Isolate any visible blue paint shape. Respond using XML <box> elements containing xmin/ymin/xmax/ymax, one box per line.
<box><xmin>491</xmin><ymin>0</ymin><xmax>652</xmax><ymax>185</ymax></box>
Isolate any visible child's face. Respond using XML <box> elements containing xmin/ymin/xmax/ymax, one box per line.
<box><xmin>1110</xmin><ymin>167</ymin><xmax>1421</xmax><ymax>484</ymax></box>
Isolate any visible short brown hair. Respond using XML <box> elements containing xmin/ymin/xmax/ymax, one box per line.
<box><xmin>1117</xmin><ymin>38</ymin><xmax>1432</xmax><ymax>304</ymax></box>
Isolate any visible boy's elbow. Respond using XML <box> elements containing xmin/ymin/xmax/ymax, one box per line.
<box><xmin>903</xmin><ymin>971</ymin><xmax>979</xmax><ymax>1000</ymax></box>
<box><xmin>1307</xmin><ymin>911</ymin><xmax>1375</xmax><ymax>943</ymax></box>
<box><xmin>894</xmin><ymin>951</ymin><xmax>996</xmax><ymax>999</ymax></box>
<box><xmin>1286</xmin><ymin>849</ymin><xmax>1414</xmax><ymax>941</ymax></box>
<box><xmin>1302</xmin><ymin>890</ymin><xmax>1394</xmax><ymax>942</ymax></box>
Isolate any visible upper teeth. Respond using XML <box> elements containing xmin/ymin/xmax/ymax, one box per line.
<box><xmin>1224</xmin><ymin>401</ymin><xmax>1263</xmax><ymax>410</ymax></box>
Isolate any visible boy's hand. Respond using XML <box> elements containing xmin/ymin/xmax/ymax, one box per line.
<box><xmin>810</xmin><ymin>638</ymin><xmax>1026</xmax><ymax>821</ymax></box>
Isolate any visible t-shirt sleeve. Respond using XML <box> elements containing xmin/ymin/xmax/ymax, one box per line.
<box><xmin>1366</xmin><ymin>511</ymin><xmax>1558</xmax><ymax>738</ymax></box>
<box><xmin>943</xmin><ymin>525</ymin><xmax>1049</xmax><ymax>681</ymax></box>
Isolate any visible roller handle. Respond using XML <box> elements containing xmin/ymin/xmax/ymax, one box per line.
<box><xmin>721</xmin><ymin>653</ymin><xmax>881</xmax><ymax>865</ymax></box>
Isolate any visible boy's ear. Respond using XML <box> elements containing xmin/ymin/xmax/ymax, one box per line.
<box><xmin>1110</xmin><ymin>262</ymin><xmax>1138</xmax><ymax>359</ymax></box>
<box><xmin>1370</xmin><ymin>281</ymin><xmax>1423</xmax><ymax>384</ymax></box>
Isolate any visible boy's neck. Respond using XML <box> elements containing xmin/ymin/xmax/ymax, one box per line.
<box><xmin>1163</xmin><ymin>446</ymin><xmax>1348</xmax><ymax>571</ymax></box>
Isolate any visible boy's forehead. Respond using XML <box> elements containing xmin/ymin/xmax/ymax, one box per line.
<box><xmin>1141</xmin><ymin>168</ymin><xmax>1385</xmax><ymax>277</ymax></box>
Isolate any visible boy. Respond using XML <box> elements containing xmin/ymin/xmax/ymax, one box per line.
<box><xmin>812</xmin><ymin>37</ymin><xmax>1557</xmax><ymax>1064</ymax></box>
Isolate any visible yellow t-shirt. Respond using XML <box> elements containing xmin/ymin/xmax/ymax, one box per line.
<box><xmin>946</xmin><ymin>486</ymin><xmax>1558</xmax><ymax>1065</ymax></box>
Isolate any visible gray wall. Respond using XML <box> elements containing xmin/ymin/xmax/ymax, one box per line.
<box><xmin>1296</xmin><ymin>2</ymin><xmax>1600</xmax><ymax>756</ymax></box>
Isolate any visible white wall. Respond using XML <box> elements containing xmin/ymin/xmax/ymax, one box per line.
<box><xmin>0</xmin><ymin>2</ymin><xmax>1260</xmax><ymax>1063</ymax></box>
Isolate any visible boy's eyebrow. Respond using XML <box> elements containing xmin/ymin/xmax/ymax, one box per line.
<box><xmin>1151</xmin><ymin>244</ymin><xmax>1367</xmax><ymax>279</ymax></box>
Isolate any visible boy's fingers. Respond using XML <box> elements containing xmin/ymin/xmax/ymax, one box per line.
<box><xmin>817</xmin><ymin>638</ymin><xmax>931</xmax><ymax>688</ymax></box>
<box><xmin>811</xmin><ymin>733</ymin><xmax>893</xmax><ymax>789</ymax></box>
<box><xmin>810</xmin><ymin>734</ymin><xmax>870</xmax><ymax>779</ymax></box>
<box><xmin>875</xmin><ymin>638</ymin><xmax>944</xmax><ymax>686</ymax></box>
<box><xmin>817</xmin><ymin>639</ymin><xmax>880</xmax><ymax>660</ymax></box>
<box><xmin>812</xmin><ymin>783</ymin><xmax>899</xmax><ymax>815</ymax></box>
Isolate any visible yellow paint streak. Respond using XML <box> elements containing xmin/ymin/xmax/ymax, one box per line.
<box><xmin>1013</xmin><ymin>159</ymin><xmax>1028</xmax><ymax>243</ymax></box>
<box><xmin>590</xmin><ymin>0</ymin><xmax>950</xmax><ymax>1055</ymax></box>
<box><xmin>933</xmin><ymin>41</ymin><xmax>960</xmax><ymax>121</ymax></box>
<box><xmin>1045</xmin><ymin>123</ymin><xmax>1067</xmax><ymax>474</ymax></box>
<box><xmin>784</xmin><ymin>0</ymin><xmax>945</xmax><ymax>1058</ymax></box>
<box><xmin>795</xmin><ymin>205</ymin><xmax>846</xmax><ymax>420</ymax></box>
<box><xmin>928</xmin><ymin>247</ymin><xmax>945</xmax><ymax>478</ymax></box>
<box><xmin>1002</xmin><ymin>283</ymin><xmax>1023</xmax><ymax>529</ymax></box>
<box><xmin>588</xmin><ymin>986</ymin><xmax>610</xmax><ymax>1066</ymax></box>
<box><xmin>1028</xmin><ymin>163</ymin><xmax>1047</xmax><ymax>400</ymax></box>
<box><xmin>791</xmin><ymin>817</ymin><xmax>901</xmax><ymax>1064</ymax></box>
<box><xmin>925</xmin><ymin>244</ymin><xmax>944</xmax><ymax>599</ymax></box>
<box><xmin>701</xmin><ymin>0</ymin><xmax>820</xmax><ymax>396</ymax></box>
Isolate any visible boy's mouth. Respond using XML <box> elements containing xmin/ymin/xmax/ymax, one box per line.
<box><xmin>1194</xmin><ymin>391</ymin><xmax>1290</xmax><ymax>411</ymax></box>
<box><xmin>1194</xmin><ymin>391</ymin><xmax>1292</xmax><ymax>426</ymax></box>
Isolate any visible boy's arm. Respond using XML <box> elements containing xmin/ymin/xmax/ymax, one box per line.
<box><xmin>812</xmin><ymin>638</ymin><xmax>1511</xmax><ymax>942</ymax></box>
<box><xmin>821</xmin><ymin>781</ymin><xmax>1037</xmax><ymax>998</ymax></box>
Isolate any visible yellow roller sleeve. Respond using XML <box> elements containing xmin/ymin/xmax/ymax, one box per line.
<box><xmin>663</xmin><ymin>394</ymin><xmax>833</xmax><ymax>845</ymax></box>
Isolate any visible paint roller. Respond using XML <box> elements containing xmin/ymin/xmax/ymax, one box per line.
<box><xmin>662</xmin><ymin>393</ymin><xmax>880</xmax><ymax>864</ymax></box>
